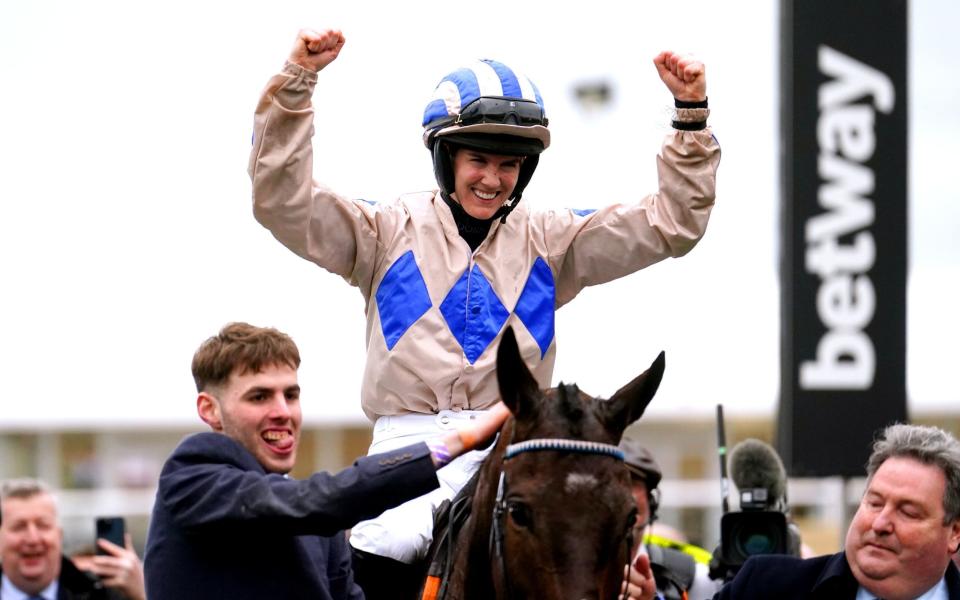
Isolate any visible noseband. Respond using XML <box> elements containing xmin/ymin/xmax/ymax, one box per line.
<box><xmin>490</xmin><ymin>438</ymin><xmax>634</xmax><ymax>599</ymax></box>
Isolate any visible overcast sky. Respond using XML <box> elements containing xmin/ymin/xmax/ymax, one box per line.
<box><xmin>1</xmin><ymin>1</ymin><xmax>956</xmax><ymax>428</ymax></box>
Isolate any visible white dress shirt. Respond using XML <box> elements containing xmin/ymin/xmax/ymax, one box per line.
<box><xmin>0</xmin><ymin>574</ymin><xmax>58</xmax><ymax>600</ymax></box>
<box><xmin>855</xmin><ymin>575</ymin><xmax>948</xmax><ymax>600</ymax></box>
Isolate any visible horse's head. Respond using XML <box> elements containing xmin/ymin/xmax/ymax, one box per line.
<box><xmin>487</xmin><ymin>327</ymin><xmax>665</xmax><ymax>600</ymax></box>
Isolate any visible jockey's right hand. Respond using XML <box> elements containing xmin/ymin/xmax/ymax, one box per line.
<box><xmin>288</xmin><ymin>28</ymin><xmax>345</xmax><ymax>73</ymax></box>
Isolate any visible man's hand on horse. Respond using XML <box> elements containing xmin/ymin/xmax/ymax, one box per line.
<box><xmin>620</xmin><ymin>553</ymin><xmax>657</xmax><ymax>600</ymax></box>
<box><xmin>653</xmin><ymin>51</ymin><xmax>706</xmax><ymax>103</ymax></box>
<box><xmin>429</xmin><ymin>403</ymin><xmax>511</xmax><ymax>468</ymax></box>
<box><xmin>289</xmin><ymin>28</ymin><xmax>345</xmax><ymax>73</ymax></box>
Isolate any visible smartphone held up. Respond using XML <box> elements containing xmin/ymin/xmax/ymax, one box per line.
<box><xmin>95</xmin><ymin>516</ymin><xmax>126</xmax><ymax>555</ymax></box>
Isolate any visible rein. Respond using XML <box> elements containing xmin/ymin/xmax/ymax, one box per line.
<box><xmin>490</xmin><ymin>438</ymin><xmax>632</xmax><ymax>599</ymax></box>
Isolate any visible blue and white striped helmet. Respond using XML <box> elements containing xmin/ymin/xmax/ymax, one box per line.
<box><xmin>422</xmin><ymin>59</ymin><xmax>550</xmax><ymax>152</ymax></box>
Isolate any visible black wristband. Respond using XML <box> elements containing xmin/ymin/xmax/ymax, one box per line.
<box><xmin>674</xmin><ymin>97</ymin><xmax>708</xmax><ymax>109</ymax></box>
<box><xmin>671</xmin><ymin>120</ymin><xmax>707</xmax><ymax>131</ymax></box>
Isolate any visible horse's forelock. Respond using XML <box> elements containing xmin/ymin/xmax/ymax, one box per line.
<box><xmin>544</xmin><ymin>382</ymin><xmax>622</xmax><ymax>443</ymax></box>
<box><xmin>556</xmin><ymin>382</ymin><xmax>584</xmax><ymax>422</ymax></box>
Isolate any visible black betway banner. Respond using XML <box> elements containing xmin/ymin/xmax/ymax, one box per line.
<box><xmin>777</xmin><ymin>0</ymin><xmax>908</xmax><ymax>477</ymax></box>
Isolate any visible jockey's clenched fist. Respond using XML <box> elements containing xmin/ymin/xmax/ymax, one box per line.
<box><xmin>289</xmin><ymin>28</ymin><xmax>345</xmax><ymax>73</ymax></box>
<box><xmin>653</xmin><ymin>51</ymin><xmax>706</xmax><ymax>103</ymax></box>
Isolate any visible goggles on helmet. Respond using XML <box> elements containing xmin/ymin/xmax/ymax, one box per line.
<box><xmin>439</xmin><ymin>96</ymin><xmax>548</xmax><ymax>130</ymax></box>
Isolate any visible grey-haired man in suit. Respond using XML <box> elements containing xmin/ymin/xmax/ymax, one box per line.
<box><xmin>715</xmin><ymin>423</ymin><xmax>960</xmax><ymax>600</ymax></box>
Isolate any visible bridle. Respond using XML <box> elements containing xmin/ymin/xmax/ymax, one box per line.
<box><xmin>490</xmin><ymin>436</ymin><xmax>634</xmax><ymax>599</ymax></box>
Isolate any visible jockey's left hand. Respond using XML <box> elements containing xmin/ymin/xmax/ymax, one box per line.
<box><xmin>620</xmin><ymin>553</ymin><xmax>657</xmax><ymax>600</ymax></box>
<box><xmin>653</xmin><ymin>51</ymin><xmax>706</xmax><ymax>103</ymax></box>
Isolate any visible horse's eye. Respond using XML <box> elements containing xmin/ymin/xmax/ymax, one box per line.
<box><xmin>507</xmin><ymin>501</ymin><xmax>533</xmax><ymax>529</ymax></box>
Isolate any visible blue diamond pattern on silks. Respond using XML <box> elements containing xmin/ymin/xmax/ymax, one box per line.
<box><xmin>513</xmin><ymin>257</ymin><xmax>556</xmax><ymax>358</ymax></box>
<box><xmin>376</xmin><ymin>250</ymin><xmax>433</xmax><ymax>350</ymax></box>
<box><xmin>440</xmin><ymin>265</ymin><xmax>510</xmax><ymax>364</ymax></box>
<box><xmin>571</xmin><ymin>208</ymin><xmax>597</xmax><ymax>217</ymax></box>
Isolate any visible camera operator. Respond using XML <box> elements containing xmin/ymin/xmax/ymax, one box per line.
<box><xmin>714</xmin><ymin>424</ymin><xmax>960</xmax><ymax>600</ymax></box>
<box><xmin>620</xmin><ymin>439</ymin><xmax>721</xmax><ymax>600</ymax></box>
<box><xmin>709</xmin><ymin>438</ymin><xmax>802</xmax><ymax>583</ymax></box>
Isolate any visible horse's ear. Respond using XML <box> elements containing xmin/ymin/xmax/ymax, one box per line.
<box><xmin>497</xmin><ymin>327</ymin><xmax>539</xmax><ymax>419</ymax></box>
<box><xmin>600</xmin><ymin>351</ymin><xmax>665</xmax><ymax>438</ymax></box>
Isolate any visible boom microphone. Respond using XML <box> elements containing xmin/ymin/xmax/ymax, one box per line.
<box><xmin>728</xmin><ymin>438</ymin><xmax>787</xmax><ymax>510</ymax></box>
<box><xmin>716</xmin><ymin>405</ymin><xmax>730</xmax><ymax>514</ymax></box>
<box><xmin>709</xmin><ymin>438</ymin><xmax>801</xmax><ymax>581</ymax></box>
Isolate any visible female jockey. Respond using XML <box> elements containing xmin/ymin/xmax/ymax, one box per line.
<box><xmin>249</xmin><ymin>27</ymin><xmax>719</xmax><ymax>599</ymax></box>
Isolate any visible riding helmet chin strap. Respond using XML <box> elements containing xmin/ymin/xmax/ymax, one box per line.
<box><xmin>494</xmin><ymin>153</ymin><xmax>539</xmax><ymax>223</ymax></box>
<box><xmin>495</xmin><ymin>195</ymin><xmax>520</xmax><ymax>224</ymax></box>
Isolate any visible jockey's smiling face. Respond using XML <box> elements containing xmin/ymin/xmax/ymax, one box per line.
<box><xmin>451</xmin><ymin>149</ymin><xmax>523</xmax><ymax>220</ymax></box>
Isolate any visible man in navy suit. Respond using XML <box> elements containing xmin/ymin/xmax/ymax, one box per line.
<box><xmin>142</xmin><ymin>322</ymin><xmax>509</xmax><ymax>600</ymax></box>
<box><xmin>715</xmin><ymin>423</ymin><xmax>960</xmax><ymax>600</ymax></box>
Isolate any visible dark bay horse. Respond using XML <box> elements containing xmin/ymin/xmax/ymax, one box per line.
<box><xmin>423</xmin><ymin>327</ymin><xmax>665</xmax><ymax>600</ymax></box>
